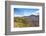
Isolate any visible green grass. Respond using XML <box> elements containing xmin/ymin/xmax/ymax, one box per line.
<box><xmin>14</xmin><ymin>17</ymin><xmax>32</xmax><ymax>28</ymax></box>
<box><xmin>14</xmin><ymin>22</ymin><xmax>32</xmax><ymax>27</ymax></box>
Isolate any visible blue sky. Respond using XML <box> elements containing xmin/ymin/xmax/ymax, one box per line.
<box><xmin>14</xmin><ymin>8</ymin><xmax>39</xmax><ymax>17</ymax></box>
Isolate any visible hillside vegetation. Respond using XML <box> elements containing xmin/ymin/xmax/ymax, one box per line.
<box><xmin>14</xmin><ymin>17</ymin><xmax>32</xmax><ymax>27</ymax></box>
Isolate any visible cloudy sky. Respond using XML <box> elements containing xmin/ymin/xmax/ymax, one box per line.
<box><xmin>14</xmin><ymin>8</ymin><xmax>39</xmax><ymax>17</ymax></box>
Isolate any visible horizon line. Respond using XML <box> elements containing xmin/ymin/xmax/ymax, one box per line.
<box><xmin>14</xmin><ymin>14</ymin><xmax>39</xmax><ymax>17</ymax></box>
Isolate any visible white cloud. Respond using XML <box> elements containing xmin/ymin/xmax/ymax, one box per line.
<box><xmin>32</xmin><ymin>11</ymin><xmax>39</xmax><ymax>15</ymax></box>
<box><xmin>14</xmin><ymin>15</ymin><xmax>24</xmax><ymax>17</ymax></box>
<box><xmin>14</xmin><ymin>11</ymin><xmax>39</xmax><ymax>17</ymax></box>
